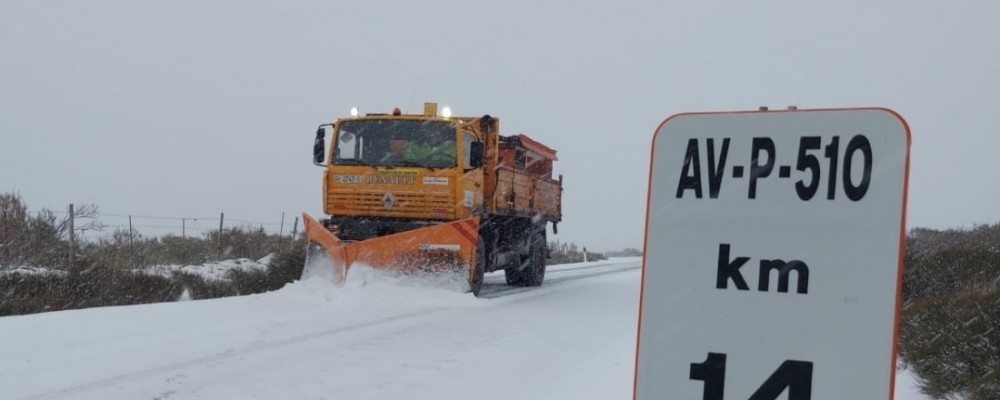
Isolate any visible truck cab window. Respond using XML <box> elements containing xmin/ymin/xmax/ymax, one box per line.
<box><xmin>332</xmin><ymin>120</ymin><xmax>457</xmax><ymax>168</ymax></box>
<box><xmin>336</xmin><ymin>132</ymin><xmax>360</xmax><ymax>160</ymax></box>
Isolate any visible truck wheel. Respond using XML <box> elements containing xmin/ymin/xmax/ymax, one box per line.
<box><xmin>504</xmin><ymin>262</ymin><xmax>524</xmax><ymax>286</ymax></box>
<box><xmin>470</xmin><ymin>237</ymin><xmax>486</xmax><ymax>296</ymax></box>
<box><xmin>522</xmin><ymin>231</ymin><xmax>546</xmax><ymax>287</ymax></box>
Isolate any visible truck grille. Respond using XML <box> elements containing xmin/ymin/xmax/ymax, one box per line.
<box><xmin>327</xmin><ymin>189</ymin><xmax>455</xmax><ymax>219</ymax></box>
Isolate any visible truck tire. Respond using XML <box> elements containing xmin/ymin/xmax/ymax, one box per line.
<box><xmin>505</xmin><ymin>261</ymin><xmax>524</xmax><ymax>286</ymax></box>
<box><xmin>522</xmin><ymin>231</ymin><xmax>546</xmax><ymax>287</ymax></box>
<box><xmin>470</xmin><ymin>237</ymin><xmax>486</xmax><ymax>296</ymax></box>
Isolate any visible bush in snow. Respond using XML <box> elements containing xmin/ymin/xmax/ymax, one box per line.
<box><xmin>0</xmin><ymin>193</ymin><xmax>99</xmax><ymax>269</ymax></box>
<box><xmin>0</xmin><ymin>246</ymin><xmax>308</xmax><ymax>315</ymax></box>
<box><xmin>546</xmin><ymin>240</ymin><xmax>608</xmax><ymax>264</ymax></box>
<box><xmin>899</xmin><ymin>224</ymin><xmax>1000</xmax><ymax>400</ymax></box>
<box><xmin>0</xmin><ymin>266</ymin><xmax>181</xmax><ymax>316</ymax></box>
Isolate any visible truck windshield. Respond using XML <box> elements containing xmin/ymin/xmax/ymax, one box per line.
<box><xmin>333</xmin><ymin>120</ymin><xmax>458</xmax><ymax>168</ymax></box>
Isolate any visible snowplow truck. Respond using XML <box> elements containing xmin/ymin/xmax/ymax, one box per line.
<box><xmin>303</xmin><ymin>102</ymin><xmax>562</xmax><ymax>296</ymax></box>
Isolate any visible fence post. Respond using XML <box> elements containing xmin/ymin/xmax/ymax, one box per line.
<box><xmin>288</xmin><ymin>216</ymin><xmax>299</xmax><ymax>250</ymax></box>
<box><xmin>259</xmin><ymin>224</ymin><xmax>265</xmax><ymax>255</ymax></box>
<box><xmin>216</xmin><ymin>212</ymin><xmax>224</xmax><ymax>260</ymax></box>
<box><xmin>0</xmin><ymin>208</ymin><xmax>5</xmax><ymax>267</ymax></box>
<box><xmin>279</xmin><ymin>212</ymin><xmax>285</xmax><ymax>236</ymax></box>
<box><xmin>278</xmin><ymin>212</ymin><xmax>285</xmax><ymax>251</ymax></box>
<box><xmin>68</xmin><ymin>204</ymin><xmax>75</xmax><ymax>269</ymax></box>
<box><xmin>129</xmin><ymin>215</ymin><xmax>135</xmax><ymax>267</ymax></box>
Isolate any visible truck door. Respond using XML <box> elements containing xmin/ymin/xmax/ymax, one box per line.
<box><xmin>459</xmin><ymin>131</ymin><xmax>485</xmax><ymax>218</ymax></box>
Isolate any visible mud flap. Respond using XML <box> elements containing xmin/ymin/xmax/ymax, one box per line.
<box><xmin>301</xmin><ymin>213</ymin><xmax>482</xmax><ymax>286</ymax></box>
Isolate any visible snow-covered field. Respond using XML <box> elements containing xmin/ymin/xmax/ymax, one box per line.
<box><xmin>0</xmin><ymin>258</ymin><xmax>928</xmax><ymax>399</ymax></box>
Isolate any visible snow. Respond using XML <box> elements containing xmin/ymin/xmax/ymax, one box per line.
<box><xmin>0</xmin><ymin>266</ymin><xmax>66</xmax><ymax>277</ymax></box>
<box><xmin>139</xmin><ymin>256</ymin><xmax>272</xmax><ymax>280</ymax></box>
<box><xmin>895</xmin><ymin>365</ymin><xmax>932</xmax><ymax>400</ymax></box>
<box><xmin>0</xmin><ymin>257</ymin><xmax>929</xmax><ymax>399</ymax></box>
<box><xmin>0</xmin><ymin>256</ymin><xmax>272</xmax><ymax>281</ymax></box>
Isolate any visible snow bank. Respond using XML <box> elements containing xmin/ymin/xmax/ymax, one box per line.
<box><xmin>0</xmin><ymin>265</ymin><xmax>66</xmax><ymax>277</ymax></box>
<box><xmin>137</xmin><ymin>256</ymin><xmax>271</xmax><ymax>280</ymax></box>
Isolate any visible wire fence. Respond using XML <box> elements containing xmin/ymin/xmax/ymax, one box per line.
<box><xmin>27</xmin><ymin>207</ymin><xmax>301</xmax><ymax>243</ymax></box>
<box><xmin>98</xmin><ymin>213</ymin><xmax>295</xmax><ymax>239</ymax></box>
<box><xmin>7</xmin><ymin>205</ymin><xmax>306</xmax><ymax>266</ymax></box>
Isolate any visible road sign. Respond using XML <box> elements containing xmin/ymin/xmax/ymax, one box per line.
<box><xmin>634</xmin><ymin>108</ymin><xmax>910</xmax><ymax>400</ymax></box>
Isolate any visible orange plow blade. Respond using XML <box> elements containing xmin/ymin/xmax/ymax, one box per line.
<box><xmin>302</xmin><ymin>213</ymin><xmax>349</xmax><ymax>283</ymax></box>
<box><xmin>301</xmin><ymin>213</ymin><xmax>481</xmax><ymax>286</ymax></box>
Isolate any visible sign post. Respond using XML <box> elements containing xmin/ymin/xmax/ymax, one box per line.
<box><xmin>634</xmin><ymin>108</ymin><xmax>910</xmax><ymax>399</ymax></box>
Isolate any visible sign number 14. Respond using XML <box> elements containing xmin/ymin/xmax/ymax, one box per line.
<box><xmin>690</xmin><ymin>352</ymin><xmax>814</xmax><ymax>400</ymax></box>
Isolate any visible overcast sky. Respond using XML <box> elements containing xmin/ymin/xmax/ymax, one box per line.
<box><xmin>2</xmin><ymin>1</ymin><xmax>998</xmax><ymax>251</ymax></box>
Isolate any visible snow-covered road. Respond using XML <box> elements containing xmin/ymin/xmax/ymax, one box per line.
<box><xmin>0</xmin><ymin>258</ymin><xmax>927</xmax><ymax>399</ymax></box>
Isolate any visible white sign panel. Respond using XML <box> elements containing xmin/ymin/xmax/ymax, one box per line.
<box><xmin>634</xmin><ymin>108</ymin><xmax>910</xmax><ymax>400</ymax></box>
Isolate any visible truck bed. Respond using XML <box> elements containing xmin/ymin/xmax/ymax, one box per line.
<box><xmin>494</xmin><ymin>166</ymin><xmax>562</xmax><ymax>222</ymax></box>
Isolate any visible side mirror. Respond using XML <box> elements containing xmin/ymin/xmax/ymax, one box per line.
<box><xmin>313</xmin><ymin>124</ymin><xmax>332</xmax><ymax>166</ymax></box>
<box><xmin>470</xmin><ymin>141</ymin><xmax>485</xmax><ymax>168</ymax></box>
<box><xmin>479</xmin><ymin>115</ymin><xmax>495</xmax><ymax>133</ymax></box>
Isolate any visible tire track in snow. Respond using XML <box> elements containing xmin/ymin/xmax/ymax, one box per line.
<box><xmin>18</xmin><ymin>308</ymin><xmax>450</xmax><ymax>400</ymax></box>
<box><xmin>478</xmin><ymin>260</ymin><xmax>640</xmax><ymax>299</ymax></box>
